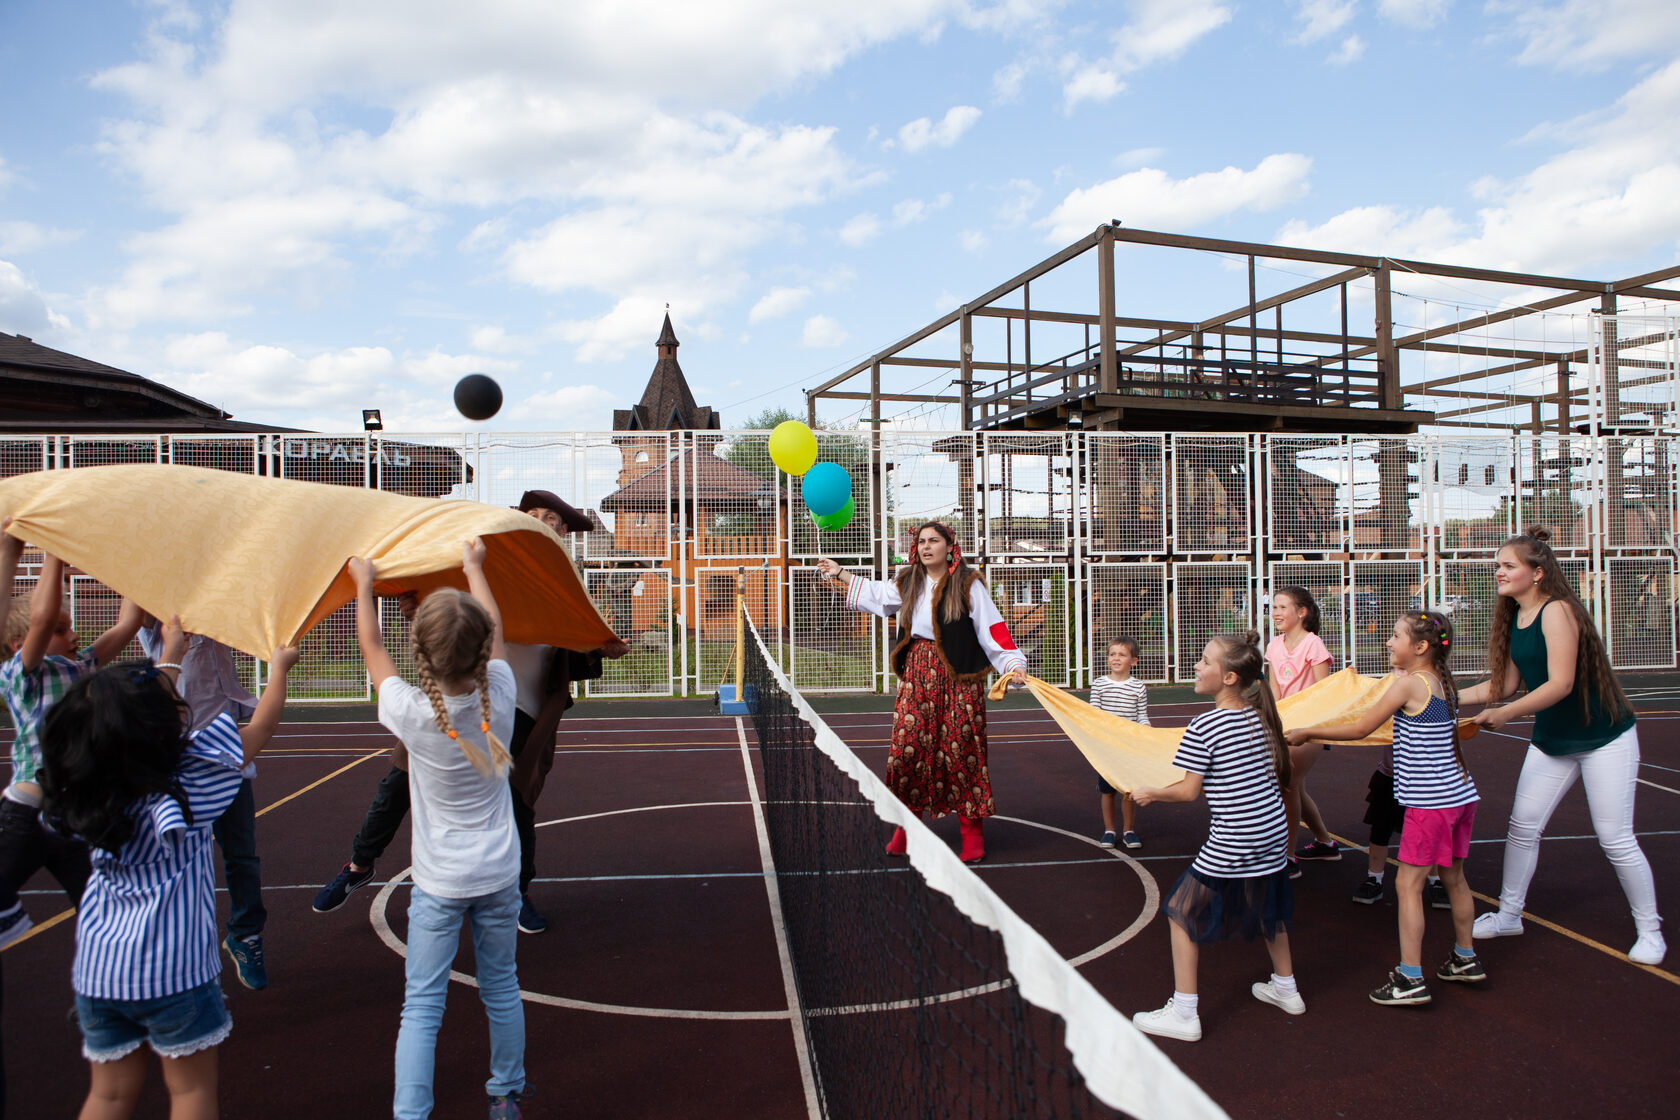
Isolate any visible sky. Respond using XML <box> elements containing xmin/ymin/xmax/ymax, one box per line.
<box><xmin>2</xmin><ymin>0</ymin><xmax>1679</xmax><ymax>435</ymax></box>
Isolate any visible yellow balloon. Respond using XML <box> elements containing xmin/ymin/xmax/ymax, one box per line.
<box><xmin>768</xmin><ymin>420</ymin><xmax>818</xmax><ymax>476</ymax></box>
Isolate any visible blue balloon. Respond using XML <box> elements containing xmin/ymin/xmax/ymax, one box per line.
<box><xmin>801</xmin><ymin>462</ymin><xmax>852</xmax><ymax>517</ymax></box>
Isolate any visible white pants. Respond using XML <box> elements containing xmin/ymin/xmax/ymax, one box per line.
<box><xmin>1495</xmin><ymin>726</ymin><xmax>1661</xmax><ymax>934</ymax></box>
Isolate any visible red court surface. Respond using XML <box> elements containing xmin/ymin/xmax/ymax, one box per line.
<box><xmin>4</xmin><ymin>685</ymin><xmax>1679</xmax><ymax>1119</ymax></box>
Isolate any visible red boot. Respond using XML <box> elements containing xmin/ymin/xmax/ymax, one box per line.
<box><xmin>958</xmin><ymin>816</ymin><xmax>986</xmax><ymax>863</ymax></box>
<box><xmin>885</xmin><ymin>827</ymin><xmax>908</xmax><ymax>856</ymax></box>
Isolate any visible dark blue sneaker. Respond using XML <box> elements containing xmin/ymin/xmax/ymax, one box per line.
<box><xmin>312</xmin><ymin>862</ymin><xmax>376</xmax><ymax>913</ymax></box>
<box><xmin>223</xmin><ymin>933</ymin><xmax>268</xmax><ymax>990</ymax></box>
<box><xmin>518</xmin><ymin>894</ymin><xmax>548</xmax><ymax>934</ymax></box>
<box><xmin>0</xmin><ymin>904</ymin><xmax>33</xmax><ymax>951</ymax></box>
<box><xmin>488</xmin><ymin>1085</ymin><xmax>531</xmax><ymax>1119</ymax></box>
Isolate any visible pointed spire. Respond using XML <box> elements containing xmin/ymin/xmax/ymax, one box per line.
<box><xmin>656</xmin><ymin>312</ymin><xmax>679</xmax><ymax>355</ymax></box>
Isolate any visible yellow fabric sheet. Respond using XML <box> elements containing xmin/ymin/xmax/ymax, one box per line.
<box><xmin>991</xmin><ymin>667</ymin><xmax>1467</xmax><ymax>794</ymax></box>
<box><xmin>0</xmin><ymin>464</ymin><xmax>617</xmax><ymax>659</ymax></box>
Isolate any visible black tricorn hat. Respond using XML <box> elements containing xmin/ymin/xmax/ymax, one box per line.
<box><xmin>516</xmin><ymin>489</ymin><xmax>593</xmax><ymax>534</ymax></box>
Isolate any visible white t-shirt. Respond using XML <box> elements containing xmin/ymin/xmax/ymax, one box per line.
<box><xmin>376</xmin><ymin>660</ymin><xmax>519</xmax><ymax>899</ymax></box>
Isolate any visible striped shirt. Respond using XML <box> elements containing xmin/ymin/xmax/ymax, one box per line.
<box><xmin>1172</xmin><ymin>707</ymin><xmax>1290</xmax><ymax>878</ymax></box>
<box><xmin>1089</xmin><ymin>675</ymin><xmax>1149</xmax><ymax>724</ymax></box>
<box><xmin>0</xmin><ymin>648</ymin><xmax>99</xmax><ymax>789</ymax></box>
<box><xmin>71</xmin><ymin>713</ymin><xmax>245</xmax><ymax>1001</ymax></box>
<box><xmin>1392</xmin><ymin>682</ymin><xmax>1477</xmax><ymax>810</ymax></box>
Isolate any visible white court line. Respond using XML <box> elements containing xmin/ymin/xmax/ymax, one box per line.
<box><xmin>734</xmin><ymin>717</ymin><xmax>823</xmax><ymax>1119</ymax></box>
<box><xmin>1639</xmin><ymin>778</ymin><xmax>1680</xmax><ymax>796</ymax></box>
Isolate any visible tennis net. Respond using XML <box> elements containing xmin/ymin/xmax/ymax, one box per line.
<box><xmin>738</xmin><ymin>613</ymin><xmax>1227</xmax><ymax>1120</ymax></box>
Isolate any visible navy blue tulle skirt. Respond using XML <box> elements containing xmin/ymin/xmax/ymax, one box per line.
<box><xmin>1162</xmin><ymin>866</ymin><xmax>1293</xmax><ymax>943</ymax></box>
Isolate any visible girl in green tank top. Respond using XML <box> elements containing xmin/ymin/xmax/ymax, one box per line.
<box><xmin>1457</xmin><ymin>529</ymin><xmax>1662</xmax><ymax>966</ymax></box>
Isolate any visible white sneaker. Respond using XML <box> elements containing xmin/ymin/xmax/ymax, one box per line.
<box><xmin>1132</xmin><ymin>1000</ymin><xmax>1201</xmax><ymax>1042</ymax></box>
<box><xmin>1629</xmin><ymin>931</ymin><xmax>1667</xmax><ymax>966</ymax></box>
<box><xmin>1472</xmin><ymin>911</ymin><xmax>1524</xmax><ymax>939</ymax></box>
<box><xmin>1251</xmin><ymin>979</ymin><xmax>1306</xmax><ymax>1015</ymax></box>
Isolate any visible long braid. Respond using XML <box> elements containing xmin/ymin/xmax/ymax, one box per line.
<box><xmin>473</xmin><ymin>632</ymin><xmax>511</xmax><ymax>776</ymax></box>
<box><xmin>414</xmin><ymin>648</ymin><xmax>456</xmax><ymax>740</ymax></box>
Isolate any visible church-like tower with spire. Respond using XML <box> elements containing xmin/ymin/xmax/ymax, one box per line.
<box><xmin>612</xmin><ymin>313</ymin><xmax>720</xmax><ymax>492</ymax></box>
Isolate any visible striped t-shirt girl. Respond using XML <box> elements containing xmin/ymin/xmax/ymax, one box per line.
<box><xmin>1090</xmin><ymin>676</ymin><xmax>1149</xmax><ymax>724</ymax></box>
<box><xmin>71</xmin><ymin>713</ymin><xmax>245</xmax><ymax>1001</ymax></box>
<box><xmin>1171</xmin><ymin>708</ymin><xmax>1290</xmax><ymax>878</ymax></box>
<box><xmin>1391</xmin><ymin>675</ymin><xmax>1477</xmax><ymax>810</ymax></box>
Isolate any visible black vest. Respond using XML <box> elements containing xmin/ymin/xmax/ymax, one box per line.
<box><xmin>890</xmin><ymin>569</ymin><xmax>994</xmax><ymax>683</ymax></box>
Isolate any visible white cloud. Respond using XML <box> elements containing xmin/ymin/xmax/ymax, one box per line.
<box><xmin>1376</xmin><ymin>0</ymin><xmax>1449</xmax><ymax>28</ymax></box>
<box><xmin>1492</xmin><ymin>0</ymin><xmax>1680</xmax><ymax>72</ymax></box>
<box><xmin>1328</xmin><ymin>33</ymin><xmax>1367</xmax><ymax>65</ymax></box>
<box><xmin>0</xmin><ymin>260</ymin><xmax>56</xmax><ymax>337</ymax></box>
<box><xmin>996</xmin><ymin>178</ymin><xmax>1042</xmax><ymax>225</ymax></box>
<box><xmin>960</xmin><ymin>229</ymin><xmax>989</xmax><ymax>252</ymax></box>
<box><xmin>838</xmin><ymin>212</ymin><xmax>883</xmax><ymax>247</ymax></box>
<box><xmin>502</xmin><ymin>383</ymin><xmax>619</xmax><ymax>429</ymax></box>
<box><xmin>993</xmin><ymin>60</ymin><xmax>1028</xmax><ymax>101</ymax></box>
<box><xmin>1293</xmin><ymin>0</ymin><xmax>1358</xmax><ymax>43</ymax></box>
<box><xmin>895</xmin><ymin>105</ymin><xmax>982</xmax><ymax>152</ymax></box>
<box><xmin>1116</xmin><ymin>146</ymin><xmax>1166</xmax><ymax>168</ymax></box>
<box><xmin>1044</xmin><ymin>153</ymin><xmax>1313</xmax><ymax>242</ymax></box>
<box><xmin>1275</xmin><ymin>58</ymin><xmax>1680</xmax><ymax>279</ymax></box>
<box><xmin>1062</xmin><ymin>66</ymin><xmax>1124</xmax><ymax>110</ymax></box>
<box><xmin>0</xmin><ymin>221</ymin><xmax>82</xmax><ymax>256</ymax></box>
<box><xmin>801</xmin><ymin>314</ymin><xmax>848</xmax><ymax>347</ymax></box>
<box><xmin>1110</xmin><ymin>0</ymin><xmax>1234</xmax><ymax>71</ymax></box>
<box><xmin>748</xmin><ymin>285</ymin><xmax>811</xmax><ymax>324</ymax></box>
<box><xmin>891</xmin><ymin>193</ymin><xmax>951</xmax><ymax>227</ymax></box>
<box><xmin>0</xmin><ymin>156</ymin><xmax>13</xmax><ymax>194</ymax></box>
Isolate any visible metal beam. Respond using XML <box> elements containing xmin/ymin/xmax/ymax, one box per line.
<box><xmin>814</xmin><ymin>391</ymin><xmax>962</xmax><ymax>404</ymax></box>
<box><xmin>1118</xmin><ymin>264</ymin><xmax>1371</xmax><ymax>358</ymax></box>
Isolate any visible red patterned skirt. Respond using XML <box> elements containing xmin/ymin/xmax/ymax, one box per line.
<box><xmin>887</xmin><ymin>639</ymin><xmax>993</xmax><ymax>819</ymax></box>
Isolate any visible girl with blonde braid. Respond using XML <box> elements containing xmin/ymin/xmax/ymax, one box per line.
<box><xmin>348</xmin><ymin>541</ymin><xmax>528</xmax><ymax>1119</ymax></box>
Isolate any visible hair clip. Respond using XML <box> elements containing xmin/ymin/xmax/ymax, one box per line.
<box><xmin>126</xmin><ymin>663</ymin><xmax>160</xmax><ymax>685</ymax></box>
<box><xmin>480</xmin><ymin>721</ymin><xmax>490</xmax><ymax>734</ymax></box>
<box><xmin>446</xmin><ymin>729</ymin><xmax>459</xmax><ymax>740</ymax></box>
<box><xmin>1440</xmin><ymin>638</ymin><xmax>1451</xmax><ymax>647</ymax></box>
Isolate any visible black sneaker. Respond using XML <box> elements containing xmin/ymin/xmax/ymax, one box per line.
<box><xmin>223</xmin><ymin>933</ymin><xmax>268</xmax><ymax>990</ymax></box>
<box><xmin>1287</xmin><ymin>858</ymin><xmax>1302</xmax><ymax>880</ymax></box>
<box><xmin>1351</xmin><ymin>877</ymin><xmax>1384</xmax><ymax>905</ymax></box>
<box><xmin>1425</xmin><ymin>878</ymin><xmax>1452</xmax><ymax>910</ymax></box>
<box><xmin>312</xmin><ymin>862</ymin><xmax>376</xmax><ymax>913</ymax></box>
<box><xmin>1296</xmin><ymin>839</ymin><xmax>1342</xmax><ymax>862</ymax></box>
<box><xmin>518</xmin><ymin>894</ymin><xmax>549</xmax><ymax>934</ymax></box>
<box><xmin>1436</xmin><ymin>952</ymin><xmax>1487</xmax><ymax>983</ymax></box>
<box><xmin>1370</xmin><ymin>968</ymin><xmax>1432</xmax><ymax>1006</ymax></box>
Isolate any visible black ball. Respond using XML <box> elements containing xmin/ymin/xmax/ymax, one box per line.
<box><xmin>453</xmin><ymin>373</ymin><xmax>503</xmax><ymax>421</ymax></box>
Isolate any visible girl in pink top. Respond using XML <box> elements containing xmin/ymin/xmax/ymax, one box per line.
<box><xmin>1266</xmin><ymin>587</ymin><xmax>1337</xmax><ymax>874</ymax></box>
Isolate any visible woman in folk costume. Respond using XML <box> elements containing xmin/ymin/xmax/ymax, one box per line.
<box><xmin>816</xmin><ymin>521</ymin><xmax>1027</xmax><ymax>863</ymax></box>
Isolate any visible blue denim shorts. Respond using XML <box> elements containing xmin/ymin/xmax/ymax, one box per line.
<box><xmin>75</xmin><ymin>979</ymin><xmax>232</xmax><ymax>1062</ymax></box>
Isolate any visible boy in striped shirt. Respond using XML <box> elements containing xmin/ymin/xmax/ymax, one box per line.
<box><xmin>1089</xmin><ymin>638</ymin><xmax>1150</xmax><ymax>849</ymax></box>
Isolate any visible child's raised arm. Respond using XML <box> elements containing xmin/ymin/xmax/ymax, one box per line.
<box><xmin>20</xmin><ymin>552</ymin><xmax>65</xmax><ymax>672</ymax></box>
<box><xmin>1286</xmin><ymin>672</ymin><xmax>1420</xmax><ymax>746</ymax></box>
<box><xmin>347</xmin><ymin>557</ymin><xmax>400</xmax><ymax>688</ymax></box>
<box><xmin>89</xmin><ymin>599</ymin><xmax>145</xmax><ymax>667</ymax></box>
<box><xmin>0</xmin><ymin>519</ymin><xmax>22</xmax><ymax>601</ymax></box>
<box><xmin>240</xmin><ymin>645</ymin><xmax>299</xmax><ymax>762</ymax></box>
<box><xmin>461</xmin><ymin>537</ymin><xmax>506</xmax><ymax>664</ymax></box>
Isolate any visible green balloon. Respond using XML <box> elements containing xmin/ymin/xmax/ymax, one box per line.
<box><xmin>813</xmin><ymin>496</ymin><xmax>854</xmax><ymax>531</ymax></box>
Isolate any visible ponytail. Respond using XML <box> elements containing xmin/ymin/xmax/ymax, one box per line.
<box><xmin>1209</xmin><ymin>630</ymin><xmax>1292</xmax><ymax>791</ymax></box>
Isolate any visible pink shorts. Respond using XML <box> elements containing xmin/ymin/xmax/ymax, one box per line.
<box><xmin>1398</xmin><ymin>802</ymin><xmax>1477</xmax><ymax>867</ymax></box>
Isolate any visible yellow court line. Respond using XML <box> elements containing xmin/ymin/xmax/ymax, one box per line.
<box><xmin>2</xmin><ymin>748</ymin><xmax>389</xmax><ymax>954</ymax></box>
<box><xmin>256</xmin><ymin>749</ymin><xmax>388</xmax><ymax>818</ymax></box>
<box><xmin>1327</xmin><ymin>830</ymin><xmax>1680</xmax><ymax>987</ymax></box>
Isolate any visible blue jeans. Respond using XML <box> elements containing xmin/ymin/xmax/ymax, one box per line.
<box><xmin>393</xmin><ymin>883</ymin><xmax>524</xmax><ymax>1118</ymax></box>
<box><xmin>213</xmin><ymin>779</ymin><xmax>265</xmax><ymax>940</ymax></box>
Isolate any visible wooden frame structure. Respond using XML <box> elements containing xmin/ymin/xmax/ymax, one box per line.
<box><xmin>805</xmin><ymin>224</ymin><xmax>1680</xmax><ymax>435</ymax></box>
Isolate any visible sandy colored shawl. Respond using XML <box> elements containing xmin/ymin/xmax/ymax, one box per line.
<box><xmin>0</xmin><ymin>464</ymin><xmax>617</xmax><ymax>659</ymax></box>
<box><xmin>993</xmin><ymin>667</ymin><xmax>1473</xmax><ymax>793</ymax></box>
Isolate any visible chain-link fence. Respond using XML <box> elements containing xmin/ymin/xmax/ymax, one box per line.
<box><xmin>5</xmin><ymin>429</ymin><xmax>1678</xmax><ymax>696</ymax></box>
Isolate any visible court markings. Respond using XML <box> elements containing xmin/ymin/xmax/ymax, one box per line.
<box><xmin>1327</xmin><ymin>830</ymin><xmax>1680</xmax><ymax>986</ymax></box>
<box><xmin>0</xmin><ymin>747</ymin><xmax>391</xmax><ymax>954</ymax></box>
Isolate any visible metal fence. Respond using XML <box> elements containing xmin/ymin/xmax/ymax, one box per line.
<box><xmin>3</xmin><ymin>429</ymin><xmax>1677</xmax><ymax>697</ymax></box>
